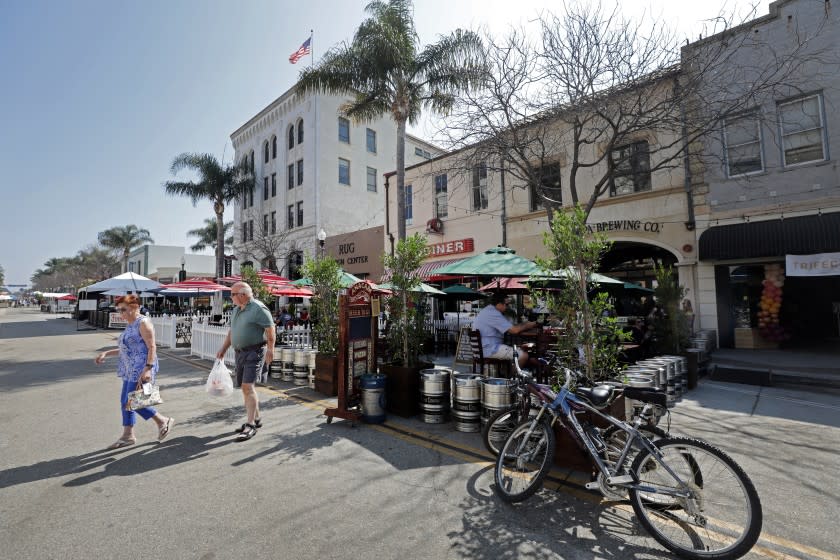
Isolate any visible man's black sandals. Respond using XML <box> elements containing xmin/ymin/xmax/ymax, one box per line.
<box><xmin>235</xmin><ymin>418</ymin><xmax>262</xmax><ymax>436</ymax></box>
<box><xmin>237</xmin><ymin>423</ymin><xmax>258</xmax><ymax>441</ymax></box>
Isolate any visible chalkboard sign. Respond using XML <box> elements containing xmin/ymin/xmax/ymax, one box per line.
<box><xmin>349</xmin><ymin>316</ymin><xmax>371</xmax><ymax>340</ymax></box>
<box><xmin>453</xmin><ymin>325</ymin><xmax>474</xmax><ymax>367</ymax></box>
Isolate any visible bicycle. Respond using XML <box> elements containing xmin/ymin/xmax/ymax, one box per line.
<box><xmin>493</xmin><ymin>367</ymin><xmax>762</xmax><ymax>560</ymax></box>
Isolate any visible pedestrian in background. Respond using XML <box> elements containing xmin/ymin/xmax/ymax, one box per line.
<box><xmin>216</xmin><ymin>282</ymin><xmax>275</xmax><ymax>441</ymax></box>
<box><xmin>95</xmin><ymin>294</ymin><xmax>174</xmax><ymax>449</ymax></box>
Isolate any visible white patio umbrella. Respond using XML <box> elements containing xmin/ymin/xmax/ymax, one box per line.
<box><xmin>82</xmin><ymin>272</ymin><xmax>162</xmax><ymax>293</ymax></box>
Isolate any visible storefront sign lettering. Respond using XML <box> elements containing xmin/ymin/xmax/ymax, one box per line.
<box><xmin>586</xmin><ymin>220</ymin><xmax>663</xmax><ymax>234</ymax></box>
<box><xmin>428</xmin><ymin>238</ymin><xmax>474</xmax><ymax>257</ymax></box>
<box><xmin>785</xmin><ymin>252</ymin><xmax>840</xmax><ymax>277</ymax></box>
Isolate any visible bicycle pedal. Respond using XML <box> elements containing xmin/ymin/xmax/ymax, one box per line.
<box><xmin>584</xmin><ymin>482</ymin><xmax>600</xmax><ymax>490</ymax></box>
<box><xmin>606</xmin><ymin>474</ymin><xmax>634</xmax><ymax>485</ymax></box>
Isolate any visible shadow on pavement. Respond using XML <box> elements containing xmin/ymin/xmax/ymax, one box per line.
<box><xmin>448</xmin><ymin>465</ymin><xmax>670</xmax><ymax>559</ymax></box>
<box><xmin>62</xmin><ymin>433</ymin><xmax>238</xmax><ymax>487</ymax></box>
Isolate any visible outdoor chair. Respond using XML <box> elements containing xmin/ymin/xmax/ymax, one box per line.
<box><xmin>435</xmin><ymin>327</ymin><xmax>453</xmax><ymax>355</ymax></box>
<box><xmin>175</xmin><ymin>320</ymin><xmax>191</xmax><ymax>345</ymax></box>
<box><xmin>468</xmin><ymin>330</ymin><xmax>511</xmax><ymax>378</ymax></box>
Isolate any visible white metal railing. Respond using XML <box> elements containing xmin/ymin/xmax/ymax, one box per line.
<box><xmin>428</xmin><ymin>318</ymin><xmax>472</xmax><ymax>332</ymax></box>
<box><xmin>277</xmin><ymin>325</ymin><xmax>312</xmax><ymax>347</ymax></box>
<box><xmin>191</xmin><ymin>322</ymin><xmax>234</xmax><ymax>365</ymax></box>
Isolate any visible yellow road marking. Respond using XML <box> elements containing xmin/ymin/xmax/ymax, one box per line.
<box><xmin>161</xmin><ymin>350</ymin><xmax>840</xmax><ymax>560</ymax></box>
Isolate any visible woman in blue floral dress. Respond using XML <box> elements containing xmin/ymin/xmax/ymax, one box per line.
<box><xmin>95</xmin><ymin>295</ymin><xmax>174</xmax><ymax>448</ymax></box>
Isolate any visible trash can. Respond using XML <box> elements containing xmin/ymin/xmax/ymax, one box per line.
<box><xmin>360</xmin><ymin>373</ymin><xmax>387</xmax><ymax>423</ymax></box>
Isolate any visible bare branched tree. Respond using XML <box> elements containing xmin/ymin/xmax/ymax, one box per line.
<box><xmin>435</xmin><ymin>2</ymin><xmax>836</xmax><ymax>223</ymax></box>
<box><xmin>237</xmin><ymin>209</ymin><xmax>296</xmax><ymax>275</ymax></box>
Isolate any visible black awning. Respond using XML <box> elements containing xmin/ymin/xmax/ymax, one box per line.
<box><xmin>699</xmin><ymin>212</ymin><xmax>840</xmax><ymax>260</ymax></box>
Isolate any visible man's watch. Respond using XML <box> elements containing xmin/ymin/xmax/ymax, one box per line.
<box><xmin>145</xmin><ymin>363</ymin><xmax>154</xmax><ymax>367</ymax></box>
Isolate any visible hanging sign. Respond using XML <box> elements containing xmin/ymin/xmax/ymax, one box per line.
<box><xmin>786</xmin><ymin>252</ymin><xmax>840</xmax><ymax>277</ymax></box>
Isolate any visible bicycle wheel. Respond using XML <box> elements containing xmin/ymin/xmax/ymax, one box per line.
<box><xmin>629</xmin><ymin>437</ymin><xmax>762</xmax><ymax>560</ymax></box>
<box><xmin>598</xmin><ymin>424</ymin><xmax>669</xmax><ymax>501</ymax></box>
<box><xmin>494</xmin><ymin>419</ymin><xmax>555</xmax><ymax>503</ymax></box>
<box><xmin>482</xmin><ymin>406</ymin><xmax>538</xmax><ymax>456</ymax></box>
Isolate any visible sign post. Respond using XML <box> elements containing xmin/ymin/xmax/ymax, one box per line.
<box><xmin>325</xmin><ymin>281</ymin><xmax>378</xmax><ymax>424</ymax></box>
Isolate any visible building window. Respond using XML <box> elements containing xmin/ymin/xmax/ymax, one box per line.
<box><xmin>338</xmin><ymin>117</ymin><xmax>350</xmax><ymax>143</ymax></box>
<box><xmin>248</xmin><ymin>220</ymin><xmax>254</xmax><ymax>241</ymax></box>
<box><xmin>297</xmin><ymin>119</ymin><xmax>304</xmax><ymax>144</ymax></box>
<box><xmin>242</xmin><ymin>222</ymin><xmax>247</xmax><ymax>243</ymax></box>
<box><xmin>434</xmin><ymin>174</ymin><xmax>448</xmax><ymax>218</ymax></box>
<box><xmin>263</xmin><ymin>141</ymin><xmax>269</xmax><ymax>164</ymax></box>
<box><xmin>288</xmin><ymin>251</ymin><xmax>303</xmax><ymax>281</ymax></box>
<box><xmin>270</xmin><ymin>211</ymin><xmax>276</xmax><ymax>234</ymax></box>
<box><xmin>366</xmin><ymin>166</ymin><xmax>377</xmax><ymax>192</ymax></box>
<box><xmin>263</xmin><ymin>214</ymin><xmax>268</xmax><ymax>234</ymax></box>
<box><xmin>724</xmin><ymin>112</ymin><xmax>763</xmax><ymax>176</ymax></box>
<box><xmin>472</xmin><ymin>162</ymin><xmax>488</xmax><ymax>211</ymax></box>
<box><xmin>271</xmin><ymin>135</ymin><xmax>277</xmax><ymax>159</ymax></box>
<box><xmin>297</xmin><ymin>159</ymin><xmax>303</xmax><ymax>186</ymax></box>
<box><xmin>249</xmin><ymin>150</ymin><xmax>255</xmax><ymax>173</ymax></box>
<box><xmin>248</xmin><ymin>188</ymin><xmax>254</xmax><ymax>208</ymax></box>
<box><xmin>263</xmin><ymin>177</ymin><xmax>269</xmax><ymax>200</ymax></box>
<box><xmin>405</xmin><ymin>184</ymin><xmax>413</xmax><ymax>225</ymax></box>
<box><xmin>610</xmin><ymin>141</ymin><xmax>650</xmax><ymax>196</ymax></box>
<box><xmin>366</xmin><ymin>128</ymin><xmax>377</xmax><ymax>153</ymax></box>
<box><xmin>339</xmin><ymin>158</ymin><xmax>350</xmax><ymax>185</ymax></box>
<box><xmin>242</xmin><ymin>192</ymin><xmax>248</xmax><ymax>210</ymax></box>
<box><xmin>271</xmin><ymin>173</ymin><xmax>277</xmax><ymax>197</ymax></box>
<box><xmin>296</xmin><ymin>201</ymin><xmax>303</xmax><ymax>227</ymax></box>
<box><xmin>778</xmin><ymin>93</ymin><xmax>826</xmax><ymax>166</ymax></box>
<box><xmin>529</xmin><ymin>163</ymin><xmax>561</xmax><ymax>212</ymax></box>
<box><xmin>414</xmin><ymin>147</ymin><xmax>431</xmax><ymax>159</ymax></box>
<box><xmin>287</xmin><ymin>205</ymin><xmax>294</xmax><ymax>230</ymax></box>
<box><xmin>288</xmin><ymin>164</ymin><xmax>294</xmax><ymax>189</ymax></box>
<box><xmin>288</xmin><ymin>125</ymin><xmax>295</xmax><ymax>149</ymax></box>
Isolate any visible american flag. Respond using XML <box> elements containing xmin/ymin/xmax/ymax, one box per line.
<box><xmin>289</xmin><ymin>37</ymin><xmax>311</xmax><ymax>64</ymax></box>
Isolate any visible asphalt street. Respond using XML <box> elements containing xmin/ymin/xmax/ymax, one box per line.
<box><xmin>0</xmin><ymin>307</ymin><xmax>838</xmax><ymax>560</ymax></box>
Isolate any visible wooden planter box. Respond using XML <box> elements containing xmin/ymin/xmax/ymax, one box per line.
<box><xmin>552</xmin><ymin>395</ymin><xmax>626</xmax><ymax>473</ymax></box>
<box><xmin>734</xmin><ymin>327</ymin><xmax>778</xmax><ymax>350</ymax></box>
<box><xmin>380</xmin><ymin>362</ymin><xmax>432</xmax><ymax>417</ymax></box>
<box><xmin>314</xmin><ymin>353</ymin><xmax>338</xmax><ymax>397</ymax></box>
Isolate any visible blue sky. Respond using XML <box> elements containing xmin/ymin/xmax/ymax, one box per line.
<box><xmin>0</xmin><ymin>0</ymin><xmax>744</xmax><ymax>287</ymax></box>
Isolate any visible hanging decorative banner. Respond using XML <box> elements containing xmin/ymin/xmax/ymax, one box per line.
<box><xmin>786</xmin><ymin>252</ymin><xmax>840</xmax><ymax>277</ymax></box>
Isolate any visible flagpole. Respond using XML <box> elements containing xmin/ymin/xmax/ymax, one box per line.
<box><xmin>310</xmin><ymin>29</ymin><xmax>314</xmax><ymax>66</ymax></box>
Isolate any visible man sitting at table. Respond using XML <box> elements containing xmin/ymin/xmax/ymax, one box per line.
<box><xmin>474</xmin><ymin>293</ymin><xmax>540</xmax><ymax>368</ymax></box>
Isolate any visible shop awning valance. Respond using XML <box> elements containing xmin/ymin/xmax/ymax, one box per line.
<box><xmin>699</xmin><ymin>212</ymin><xmax>840</xmax><ymax>260</ymax></box>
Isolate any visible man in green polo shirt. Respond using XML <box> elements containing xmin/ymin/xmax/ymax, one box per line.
<box><xmin>216</xmin><ymin>282</ymin><xmax>275</xmax><ymax>441</ymax></box>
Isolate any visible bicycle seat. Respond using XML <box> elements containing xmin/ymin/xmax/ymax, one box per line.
<box><xmin>575</xmin><ymin>385</ymin><xmax>615</xmax><ymax>407</ymax></box>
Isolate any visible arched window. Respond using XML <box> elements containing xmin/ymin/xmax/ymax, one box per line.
<box><xmin>271</xmin><ymin>135</ymin><xmax>277</xmax><ymax>159</ymax></box>
<box><xmin>249</xmin><ymin>150</ymin><xmax>255</xmax><ymax>173</ymax></box>
<box><xmin>287</xmin><ymin>251</ymin><xmax>304</xmax><ymax>280</ymax></box>
<box><xmin>297</xmin><ymin>119</ymin><xmax>304</xmax><ymax>144</ymax></box>
<box><xmin>263</xmin><ymin>141</ymin><xmax>269</xmax><ymax>163</ymax></box>
<box><xmin>287</xmin><ymin>125</ymin><xmax>295</xmax><ymax>149</ymax></box>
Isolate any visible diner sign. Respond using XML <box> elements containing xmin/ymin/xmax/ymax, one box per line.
<box><xmin>428</xmin><ymin>238</ymin><xmax>474</xmax><ymax>257</ymax></box>
<box><xmin>587</xmin><ymin>220</ymin><xmax>663</xmax><ymax>233</ymax></box>
<box><xmin>786</xmin><ymin>252</ymin><xmax>840</xmax><ymax>276</ymax></box>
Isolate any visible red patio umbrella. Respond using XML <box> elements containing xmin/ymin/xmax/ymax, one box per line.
<box><xmin>478</xmin><ymin>277</ymin><xmax>531</xmax><ymax>293</ymax></box>
<box><xmin>267</xmin><ymin>284</ymin><xmax>313</xmax><ymax>297</ymax></box>
<box><xmin>217</xmin><ymin>269</ymin><xmax>289</xmax><ymax>285</ymax></box>
<box><xmin>57</xmin><ymin>294</ymin><xmax>77</xmax><ymax>300</ymax></box>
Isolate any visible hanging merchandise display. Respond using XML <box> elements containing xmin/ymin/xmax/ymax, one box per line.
<box><xmin>757</xmin><ymin>264</ymin><xmax>789</xmax><ymax>342</ymax></box>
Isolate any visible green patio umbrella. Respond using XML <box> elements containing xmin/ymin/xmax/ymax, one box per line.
<box><xmin>432</xmin><ymin>246</ymin><xmax>541</xmax><ymax>277</ymax></box>
<box><xmin>529</xmin><ymin>267</ymin><xmax>623</xmax><ymax>290</ymax></box>
<box><xmin>376</xmin><ymin>281</ymin><xmax>446</xmax><ymax>295</ymax></box>
<box><xmin>292</xmin><ymin>270</ymin><xmax>361</xmax><ymax>289</ymax></box>
<box><xmin>441</xmin><ymin>284</ymin><xmax>487</xmax><ymax>329</ymax></box>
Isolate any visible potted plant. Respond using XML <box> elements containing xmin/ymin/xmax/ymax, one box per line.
<box><xmin>652</xmin><ymin>263</ymin><xmax>690</xmax><ymax>355</ymax></box>
<box><xmin>301</xmin><ymin>254</ymin><xmax>342</xmax><ymax>396</ymax></box>
<box><xmin>380</xmin><ymin>234</ymin><xmax>432</xmax><ymax>417</ymax></box>
<box><xmin>536</xmin><ymin>206</ymin><xmax>629</xmax><ymax>471</ymax></box>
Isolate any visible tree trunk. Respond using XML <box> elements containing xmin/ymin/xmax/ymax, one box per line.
<box><xmin>396</xmin><ymin>118</ymin><xmax>407</xmax><ymax>241</ymax></box>
<box><xmin>123</xmin><ymin>250</ymin><xmax>129</xmax><ymax>274</ymax></box>
<box><xmin>214</xmin><ymin>201</ymin><xmax>225</xmax><ymax>279</ymax></box>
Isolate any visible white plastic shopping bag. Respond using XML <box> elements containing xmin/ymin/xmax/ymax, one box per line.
<box><xmin>206</xmin><ymin>359</ymin><xmax>234</xmax><ymax>398</ymax></box>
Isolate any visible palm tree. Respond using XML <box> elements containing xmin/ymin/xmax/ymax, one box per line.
<box><xmin>98</xmin><ymin>225</ymin><xmax>154</xmax><ymax>273</ymax></box>
<box><xmin>164</xmin><ymin>153</ymin><xmax>254</xmax><ymax>278</ymax></box>
<box><xmin>296</xmin><ymin>0</ymin><xmax>485</xmax><ymax>240</ymax></box>
<box><xmin>187</xmin><ymin>218</ymin><xmax>234</xmax><ymax>252</ymax></box>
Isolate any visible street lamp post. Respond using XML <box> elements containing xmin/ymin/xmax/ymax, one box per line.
<box><xmin>180</xmin><ymin>256</ymin><xmax>186</xmax><ymax>282</ymax></box>
<box><xmin>317</xmin><ymin>228</ymin><xmax>326</xmax><ymax>258</ymax></box>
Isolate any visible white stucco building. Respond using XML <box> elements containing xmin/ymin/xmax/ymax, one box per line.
<box><xmin>126</xmin><ymin>245</ymin><xmax>216</xmax><ymax>282</ymax></box>
<box><xmin>230</xmin><ymin>87</ymin><xmax>439</xmax><ymax>278</ymax></box>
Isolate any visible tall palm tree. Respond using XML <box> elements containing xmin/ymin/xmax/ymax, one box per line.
<box><xmin>97</xmin><ymin>225</ymin><xmax>154</xmax><ymax>273</ymax></box>
<box><xmin>187</xmin><ymin>218</ymin><xmax>234</xmax><ymax>253</ymax></box>
<box><xmin>164</xmin><ymin>153</ymin><xmax>254</xmax><ymax>278</ymax></box>
<box><xmin>296</xmin><ymin>0</ymin><xmax>485</xmax><ymax>240</ymax></box>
